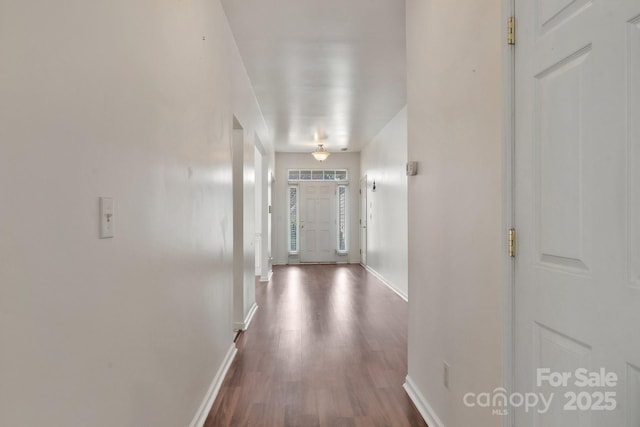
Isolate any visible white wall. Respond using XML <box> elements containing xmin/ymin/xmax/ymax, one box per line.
<box><xmin>360</xmin><ymin>107</ymin><xmax>408</xmax><ymax>299</ymax></box>
<box><xmin>0</xmin><ymin>1</ymin><xmax>271</xmax><ymax>426</ymax></box>
<box><xmin>273</xmin><ymin>152</ymin><xmax>361</xmax><ymax>265</ymax></box>
<box><xmin>405</xmin><ymin>1</ymin><xmax>504</xmax><ymax>426</ymax></box>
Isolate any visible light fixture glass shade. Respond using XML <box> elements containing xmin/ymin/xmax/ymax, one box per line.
<box><xmin>311</xmin><ymin>144</ymin><xmax>330</xmax><ymax>162</ymax></box>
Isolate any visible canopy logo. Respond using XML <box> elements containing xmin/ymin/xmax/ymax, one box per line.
<box><xmin>463</xmin><ymin>388</ymin><xmax>553</xmax><ymax>415</ymax></box>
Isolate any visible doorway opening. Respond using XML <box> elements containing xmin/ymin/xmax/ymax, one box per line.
<box><xmin>360</xmin><ymin>175</ymin><xmax>367</xmax><ymax>266</ymax></box>
<box><xmin>231</xmin><ymin>116</ymin><xmax>257</xmax><ymax>332</ymax></box>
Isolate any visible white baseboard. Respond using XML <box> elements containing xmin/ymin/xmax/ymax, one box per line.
<box><xmin>244</xmin><ymin>302</ymin><xmax>258</xmax><ymax>329</ymax></box>
<box><xmin>233</xmin><ymin>302</ymin><xmax>258</xmax><ymax>331</ymax></box>
<box><xmin>259</xmin><ymin>270</ymin><xmax>273</xmax><ymax>282</ymax></box>
<box><xmin>363</xmin><ymin>265</ymin><xmax>408</xmax><ymax>302</ymax></box>
<box><xmin>403</xmin><ymin>375</ymin><xmax>445</xmax><ymax>427</ymax></box>
<box><xmin>189</xmin><ymin>344</ymin><xmax>237</xmax><ymax>427</ymax></box>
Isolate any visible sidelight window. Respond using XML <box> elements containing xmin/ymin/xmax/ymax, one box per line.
<box><xmin>288</xmin><ymin>185</ymin><xmax>298</xmax><ymax>254</ymax></box>
<box><xmin>337</xmin><ymin>185</ymin><xmax>347</xmax><ymax>253</ymax></box>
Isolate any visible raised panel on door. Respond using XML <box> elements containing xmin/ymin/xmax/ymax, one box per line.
<box><xmin>304</xmin><ymin>229</ymin><xmax>317</xmax><ymax>253</ymax></box>
<box><xmin>315</xmin><ymin>187</ymin><xmax>332</xmax><ymax>258</ymax></box>
<box><xmin>536</xmin><ymin>0</ymin><xmax>591</xmax><ymax>34</ymax></box>
<box><xmin>535</xmin><ymin>46</ymin><xmax>591</xmax><ymax>273</ymax></box>
<box><xmin>533</xmin><ymin>324</ymin><xmax>592</xmax><ymax>426</ymax></box>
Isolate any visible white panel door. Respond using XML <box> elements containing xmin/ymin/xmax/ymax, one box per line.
<box><xmin>515</xmin><ymin>0</ymin><xmax>640</xmax><ymax>425</ymax></box>
<box><xmin>300</xmin><ymin>182</ymin><xmax>335</xmax><ymax>263</ymax></box>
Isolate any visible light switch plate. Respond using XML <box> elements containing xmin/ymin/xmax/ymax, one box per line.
<box><xmin>406</xmin><ymin>161</ymin><xmax>418</xmax><ymax>176</ymax></box>
<box><xmin>443</xmin><ymin>362</ymin><xmax>451</xmax><ymax>389</ymax></box>
<box><xmin>99</xmin><ymin>197</ymin><xmax>114</xmax><ymax>238</ymax></box>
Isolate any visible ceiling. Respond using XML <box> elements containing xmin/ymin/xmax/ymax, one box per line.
<box><xmin>221</xmin><ymin>0</ymin><xmax>406</xmax><ymax>153</ymax></box>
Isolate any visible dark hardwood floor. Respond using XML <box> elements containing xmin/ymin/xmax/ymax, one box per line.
<box><xmin>206</xmin><ymin>264</ymin><xmax>428</xmax><ymax>427</ymax></box>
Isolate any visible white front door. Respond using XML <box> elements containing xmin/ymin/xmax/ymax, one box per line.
<box><xmin>300</xmin><ymin>182</ymin><xmax>335</xmax><ymax>263</ymax></box>
<box><xmin>514</xmin><ymin>0</ymin><xmax>640</xmax><ymax>425</ymax></box>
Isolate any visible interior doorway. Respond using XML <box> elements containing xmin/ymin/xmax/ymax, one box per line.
<box><xmin>231</xmin><ymin>117</ymin><xmax>244</xmax><ymax>332</ymax></box>
<box><xmin>360</xmin><ymin>175</ymin><xmax>367</xmax><ymax>266</ymax></box>
<box><xmin>231</xmin><ymin>117</ymin><xmax>257</xmax><ymax>332</ymax></box>
<box><xmin>254</xmin><ymin>145</ymin><xmax>262</xmax><ymax>276</ymax></box>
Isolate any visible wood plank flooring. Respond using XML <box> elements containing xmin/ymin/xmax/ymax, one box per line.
<box><xmin>206</xmin><ymin>264</ymin><xmax>428</xmax><ymax>427</ymax></box>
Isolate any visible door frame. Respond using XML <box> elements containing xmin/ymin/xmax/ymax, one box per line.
<box><xmin>359</xmin><ymin>175</ymin><xmax>368</xmax><ymax>266</ymax></box>
<box><xmin>502</xmin><ymin>0</ymin><xmax>516</xmax><ymax>426</ymax></box>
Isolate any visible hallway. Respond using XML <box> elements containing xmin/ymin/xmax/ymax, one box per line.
<box><xmin>206</xmin><ymin>265</ymin><xmax>427</xmax><ymax>427</ymax></box>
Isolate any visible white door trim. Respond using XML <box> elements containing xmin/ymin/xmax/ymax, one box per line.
<box><xmin>359</xmin><ymin>175</ymin><xmax>367</xmax><ymax>266</ymax></box>
<box><xmin>502</xmin><ymin>0</ymin><xmax>515</xmax><ymax>426</ymax></box>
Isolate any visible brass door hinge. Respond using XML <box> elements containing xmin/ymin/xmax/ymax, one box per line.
<box><xmin>508</xmin><ymin>228</ymin><xmax>517</xmax><ymax>257</ymax></box>
<box><xmin>507</xmin><ymin>16</ymin><xmax>515</xmax><ymax>45</ymax></box>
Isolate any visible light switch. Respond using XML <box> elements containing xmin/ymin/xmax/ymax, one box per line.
<box><xmin>99</xmin><ymin>197</ymin><xmax>114</xmax><ymax>238</ymax></box>
<box><xmin>406</xmin><ymin>161</ymin><xmax>418</xmax><ymax>176</ymax></box>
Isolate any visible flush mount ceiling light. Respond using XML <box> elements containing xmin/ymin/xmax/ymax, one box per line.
<box><xmin>311</xmin><ymin>144</ymin><xmax>330</xmax><ymax>162</ymax></box>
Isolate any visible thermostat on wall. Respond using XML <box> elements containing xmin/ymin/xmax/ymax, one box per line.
<box><xmin>406</xmin><ymin>161</ymin><xmax>418</xmax><ymax>176</ymax></box>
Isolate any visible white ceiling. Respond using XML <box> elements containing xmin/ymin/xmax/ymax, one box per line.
<box><xmin>221</xmin><ymin>0</ymin><xmax>406</xmax><ymax>153</ymax></box>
